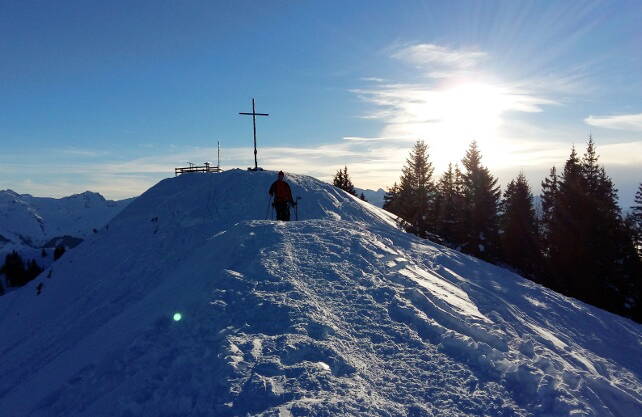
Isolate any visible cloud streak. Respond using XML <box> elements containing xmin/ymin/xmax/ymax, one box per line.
<box><xmin>393</xmin><ymin>43</ymin><xmax>487</xmax><ymax>70</ymax></box>
<box><xmin>585</xmin><ymin>113</ymin><xmax>642</xmax><ymax>131</ymax></box>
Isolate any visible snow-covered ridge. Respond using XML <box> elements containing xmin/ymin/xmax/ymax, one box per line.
<box><xmin>0</xmin><ymin>189</ymin><xmax>133</xmax><ymax>247</ymax></box>
<box><xmin>0</xmin><ymin>169</ymin><xmax>640</xmax><ymax>416</ymax></box>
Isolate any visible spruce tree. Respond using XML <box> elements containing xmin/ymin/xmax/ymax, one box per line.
<box><xmin>359</xmin><ymin>192</ymin><xmax>367</xmax><ymax>202</ymax></box>
<box><xmin>53</xmin><ymin>245</ymin><xmax>66</xmax><ymax>261</ymax></box>
<box><xmin>540</xmin><ymin>167</ymin><xmax>558</xmax><ymax>244</ymax></box>
<box><xmin>333</xmin><ymin>166</ymin><xmax>356</xmax><ymax>195</ymax></box>
<box><xmin>395</xmin><ymin>140</ymin><xmax>436</xmax><ymax>238</ymax></box>
<box><xmin>546</xmin><ymin>145</ymin><xmax>585</xmax><ymax>294</ymax></box>
<box><xmin>383</xmin><ymin>182</ymin><xmax>400</xmax><ymax>213</ymax></box>
<box><xmin>459</xmin><ymin>141</ymin><xmax>501</xmax><ymax>261</ymax></box>
<box><xmin>433</xmin><ymin>163</ymin><xmax>464</xmax><ymax>245</ymax></box>
<box><xmin>499</xmin><ymin>173</ymin><xmax>541</xmax><ymax>279</ymax></box>
<box><xmin>2</xmin><ymin>251</ymin><xmax>27</xmax><ymax>287</ymax></box>
<box><xmin>632</xmin><ymin>183</ymin><xmax>642</xmax><ymax>257</ymax></box>
<box><xmin>26</xmin><ymin>260</ymin><xmax>43</xmax><ymax>282</ymax></box>
<box><xmin>545</xmin><ymin>138</ymin><xmax>641</xmax><ymax>316</ymax></box>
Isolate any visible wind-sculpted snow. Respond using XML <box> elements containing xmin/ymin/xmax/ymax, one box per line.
<box><xmin>0</xmin><ymin>169</ymin><xmax>640</xmax><ymax>416</ymax></box>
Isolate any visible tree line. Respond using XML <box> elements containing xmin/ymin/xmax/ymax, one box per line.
<box><xmin>333</xmin><ymin>138</ymin><xmax>642</xmax><ymax>323</ymax></box>
<box><xmin>0</xmin><ymin>245</ymin><xmax>65</xmax><ymax>295</ymax></box>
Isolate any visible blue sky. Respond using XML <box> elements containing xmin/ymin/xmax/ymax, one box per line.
<box><xmin>1</xmin><ymin>0</ymin><xmax>641</xmax><ymax>207</ymax></box>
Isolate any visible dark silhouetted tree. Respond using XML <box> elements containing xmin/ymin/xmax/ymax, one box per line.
<box><xmin>545</xmin><ymin>138</ymin><xmax>642</xmax><ymax>317</ymax></box>
<box><xmin>539</xmin><ymin>166</ymin><xmax>558</xmax><ymax>250</ymax></box>
<box><xmin>383</xmin><ymin>182</ymin><xmax>400</xmax><ymax>213</ymax></box>
<box><xmin>499</xmin><ymin>173</ymin><xmax>541</xmax><ymax>279</ymax></box>
<box><xmin>393</xmin><ymin>140</ymin><xmax>436</xmax><ymax>237</ymax></box>
<box><xmin>53</xmin><ymin>245</ymin><xmax>66</xmax><ymax>261</ymax></box>
<box><xmin>359</xmin><ymin>192</ymin><xmax>367</xmax><ymax>202</ymax></box>
<box><xmin>27</xmin><ymin>260</ymin><xmax>43</xmax><ymax>282</ymax></box>
<box><xmin>632</xmin><ymin>183</ymin><xmax>642</xmax><ymax>257</ymax></box>
<box><xmin>433</xmin><ymin>163</ymin><xmax>465</xmax><ymax>245</ymax></box>
<box><xmin>2</xmin><ymin>251</ymin><xmax>27</xmax><ymax>287</ymax></box>
<box><xmin>333</xmin><ymin>166</ymin><xmax>356</xmax><ymax>195</ymax></box>
<box><xmin>1</xmin><ymin>252</ymin><xmax>44</xmax><ymax>287</ymax></box>
<box><xmin>459</xmin><ymin>141</ymin><xmax>501</xmax><ymax>261</ymax></box>
<box><xmin>545</xmin><ymin>145</ymin><xmax>584</xmax><ymax>294</ymax></box>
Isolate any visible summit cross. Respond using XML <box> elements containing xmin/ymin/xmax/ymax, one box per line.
<box><xmin>239</xmin><ymin>98</ymin><xmax>269</xmax><ymax>171</ymax></box>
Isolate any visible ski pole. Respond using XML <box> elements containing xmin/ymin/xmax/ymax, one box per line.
<box><xmin>265</xmin><ymin>196</ymin><xmax>273</xmax><ymax>220</ymax></box>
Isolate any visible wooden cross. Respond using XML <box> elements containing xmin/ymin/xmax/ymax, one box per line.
<box><xmin>239</xmin><ymin>98</ymin><xmax>269</xmax><ymax>171</ymax></box>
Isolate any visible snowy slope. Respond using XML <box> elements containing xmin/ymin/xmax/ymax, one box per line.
<box><xmin>0</xmin><ymin>189</ymin><xmax>133</xmax><ymax>247</ymax></box>
<box><xmin>0</xmin><ymin>169</ymin><xmax>640</xmax><ymax>417</ymax></box>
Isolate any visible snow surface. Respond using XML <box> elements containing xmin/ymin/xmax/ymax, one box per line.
<box><xmin>0</xmin><ymin>169</ymin><xmax>640</xmax><ymax>417</ymax></box>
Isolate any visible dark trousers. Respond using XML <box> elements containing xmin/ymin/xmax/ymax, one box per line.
<box><xmin>274</xmin><ymin>201</ymin><xmax>291</xmax><ymax>221</ymax></box>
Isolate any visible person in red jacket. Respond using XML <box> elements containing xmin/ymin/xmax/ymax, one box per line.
<box><xmin>268</xmin><ymin>171</ymin><xmax>295</xmax><ymax>221</ymax></box>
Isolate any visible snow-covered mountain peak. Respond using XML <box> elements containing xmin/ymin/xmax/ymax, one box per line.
<box><xmin>0</xmin><ymin>189</ymin><xmax>132</xmax><ymax>248</ymax></box>
<box><xmin>109</xmin><ymin>169</ymin><xmax>394</xmax><ymax>233</ymax></box>
<box><xmin>0</xmin><ymin>170</ymin><xmax>640</xmax><ymax>416</ymax></box>
<box><xmin>0</xmin><ymin>189</ymin><xmax>21</xmax><ymax>199</ymax></box>
<box><xmin>62</xmin><ymin>191</ymin><xmax>107</xmax><ymax>204</ymax></box>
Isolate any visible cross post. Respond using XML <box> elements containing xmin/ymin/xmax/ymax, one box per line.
<box><xmin>239</xmin><ymin>98</ymin><xmax>269</xmax><ymax>170</ymax></box>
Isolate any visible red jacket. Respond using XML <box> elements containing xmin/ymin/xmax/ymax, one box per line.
<box><xmin>269</xmin><ymin>180</ymin><xmax>293</xmax><ymax>203</ymax></box>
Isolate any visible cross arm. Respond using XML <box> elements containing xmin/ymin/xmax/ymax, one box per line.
<box><xmin>239</xmin><ymin>112</ymin><xmax>269</xmax><ymax>116</ymax></box>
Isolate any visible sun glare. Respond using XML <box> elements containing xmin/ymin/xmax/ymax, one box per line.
<box><xmin>407</xmin><ymin>81</ymin><xmax>517</xmax><ymax>168</ymax></box>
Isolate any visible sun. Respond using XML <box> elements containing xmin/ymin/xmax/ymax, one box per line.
<box><xmin>411</xmin><ymin>81</ymin><xmax>516</xmax><ymax>168</ymax></box>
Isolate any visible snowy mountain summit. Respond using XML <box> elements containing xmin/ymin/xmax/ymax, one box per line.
<box><xmin>0</xmin><ymin>189</ymin><xmax>131</xmax><ymax>247</ymax></box>
<box><xmin>0</xmin><ymin>169</ymin><xmax>640</xmax><ymax>417</ymax></box>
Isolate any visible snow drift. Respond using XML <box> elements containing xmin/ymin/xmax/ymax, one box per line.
<box><xmin>0</xmin><ymin>169</ymin><xmax>640</xmax><ymax>417</ymax></box>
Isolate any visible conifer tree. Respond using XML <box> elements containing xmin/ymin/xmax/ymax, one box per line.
<box><xmin>499</xmin><ymin>173</ymin><xmax>541</xmax><ymax>279</ymax></box>
<box><xmin>333</xmin><ymin>166</ymin><xmax>356</xmax><ymax>195</ymax></box>
<box><xmin>394</xmin><ymin>140</ymin><xmax>436</xmax><ymax>237</ymax></box>
<box><xmin>433</xmin><ymin>163</ymin><xmax>464</xmax><ymax>245</ymax></box>
<box><xmin>53</xmin><ymin>245</ymin><xmax>66</xmax><ymax>261</ymax></box>
<box><xmin>383</xmin><ymin>182</ymin><xmax>400</xmax><ymax>213</ymax></box>
<box><xmin>459</xmin><ymin>141</ymin><xmax>501</xmax><ymax>261</ymax></box>
<box><xmin>546</xmin><ymin>145</ymin><xmax>585</xmax><ymax>293</ymax></box>
<box><xmin>2</xmin><ymin>251</ymin><xmax>27</xmax><ymax>287</ymax></box>
<box><xmin>539</xmin><ymin>166</ymin><xmax>558</xmax><ymax>253</ymax></box>
<box><xmin>632</xmin><ymin>183</ymin><xmax>642</xmax><ymax>257</ymax></box>
<box><xmin>26</xmin><ymin>260</ymin><xmax>43</xmax><ymax>282</ymax></box>
<box><xmin>359</xmin><ymin>192</ymin><xmax>367</xmax><ymax>202</ymax></box>
<box><xmin>545</xmin><ymin>138</ymin><xmax>641</xmax><ymax>316</ymax></box>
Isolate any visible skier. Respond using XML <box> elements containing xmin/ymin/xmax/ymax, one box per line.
<box><xmin>268</xmin><ymin>171</ymin><xmax>295</xmax><ymax>221</ymax></box>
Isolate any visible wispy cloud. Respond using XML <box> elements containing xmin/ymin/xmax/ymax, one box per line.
<box><xmin>61</xmin><ymin>147</ymin><xmax>108</xmax><ymax>157</ymax></box>
<box><xmin>349</xmin><ymin>43</ymin><xmax>569</xmax><ymax>171</ymax></box>
<box><xmin>585</xmin><ymin>113</ymin><xmax>642</xmax><ymax>131</ymax></box>
<box><xmin>0</xmin><ymin>142</ymin><xmax>409</xmax><ymax>199</ymax></box>
<box><xmin>393</xmin><ymin>43</ymin><xmax>487</xmax><ymax>71</ymax></box>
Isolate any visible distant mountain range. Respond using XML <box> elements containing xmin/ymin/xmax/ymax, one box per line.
<box><xmin>0</xmin><ymin>189</ymin><xmax>133</xmax><ymax>253</ymax></box>
<box><xmin>355</xmin><ymin>187</ymin><xmax>386</xmax><ymax>208</ymax></box>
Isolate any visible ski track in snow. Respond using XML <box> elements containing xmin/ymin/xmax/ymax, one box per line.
<box><xmin>0</xmin><ymin>169</ymin><xmax>641</xmax><ymax>417</ymax></box>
